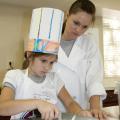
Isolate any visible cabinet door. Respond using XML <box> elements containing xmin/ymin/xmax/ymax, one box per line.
<box><xmin>103</xmin><ymin>90</ymin><xmax>118</xmax><ymax>107</ymax></box>
<box><xmin>0</xmin><ymin>116</ymin><xmax>10</xmax><ymax>120</ymax></box>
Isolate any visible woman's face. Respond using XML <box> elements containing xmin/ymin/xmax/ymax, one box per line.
<box><xmin>64</xmin><ymin>11</ymin><xmax>93</xmax><ymax>40</ymax></box>
<box><xmin>29</xmin><ymin>55</ymin><xmax>57</xmax><ymax>77</ymax></box>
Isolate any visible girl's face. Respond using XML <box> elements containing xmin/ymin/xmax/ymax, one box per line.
<box><xmin>63</xmin><ymin>11</ymin><xmax>92</xmax><ymax>40</ymax></box>
<box><xmin>29</xmin><ymin>55</ymin><xmax>57</xmax><ymax>77</ymax></box>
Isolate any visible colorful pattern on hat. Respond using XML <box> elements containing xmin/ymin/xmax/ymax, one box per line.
<box><xmin>27</xmin><ymin>7</ymin><xmax>64</xmax><ymax>54</ymax></box>
<box><xmin>27</xmin><ymin>39</ymin><xmax>59</xmax><ymax>54</ymax></box>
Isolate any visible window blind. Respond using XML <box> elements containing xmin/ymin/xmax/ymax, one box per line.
<box><xmin>103</xmin><ymin>28</ymin><xmax>120</xmax><ymax>77</ymax></box>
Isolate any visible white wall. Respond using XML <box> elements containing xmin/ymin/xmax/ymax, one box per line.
<box><xmin>0</xmin><ymin>5</ymin><xmax>29</xmax><ymax>70</ymax></box>
<box><xmin>0</xmin><ymin>4</ymin><xmax>32</xmax><ymax>82</ymax></box>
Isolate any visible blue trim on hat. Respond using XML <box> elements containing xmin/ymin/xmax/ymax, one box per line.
<box><xmin>58</xmin><ymin>12</ymin><xmax>64</xmax><ymax>41</ymax></box>
<box><xmin>41</xmin><ymin>40</ymin><xmax>49</xmax><ymax>51</ymax></box>
<box><xmin>34</xmin><ymin>38</ymin><xmax>41</xmax><ymax>51</ymax></box>
<box><xmin>38</xmin><ymin>8</ymin><xmax>43</xmax><ymax>38</ymax></box>
<box><xmin>48</xmin><ymin>9</ymin><xmax>54</xmax><ymax>39</ymax></box>
<box><xmin>33</xmin><ymin>38</ymin><xmax>49</xmax><ymax>52</ymax></box>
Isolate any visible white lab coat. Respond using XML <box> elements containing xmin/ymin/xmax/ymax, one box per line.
<box><xmin>54</xmin><ymin>35</ymin><xmax>106</xmax><ymax>111</ymax></box>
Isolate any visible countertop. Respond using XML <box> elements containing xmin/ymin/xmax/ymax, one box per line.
<box><xmin>61</xmin><ymin>113</ymin><xmax>96</xmax><ymax>120</ymax></box>
<box><xmin>0</xmin><ymin>107</ymin><xmax>119</xmax><ymax>120</ymax></box>
<box><xmin>9</xmin><ymin>113</ymin><xmax>97</xmax><ymax>120</ymax></box>
<box><xmin>31</xmin><ymin>106</ymin><xmax>119</xmax><ymax>120</ymax></box>
<box><xmin>103</xmin><ymin>106</ymin><xmax>119</xmax><ymax>120</ymax></box>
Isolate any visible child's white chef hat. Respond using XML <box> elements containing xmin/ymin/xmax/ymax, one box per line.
<box><xmin>26</xmin><ymin>7</ymin><xmax>64</xmax><ymax>54</ymax></box>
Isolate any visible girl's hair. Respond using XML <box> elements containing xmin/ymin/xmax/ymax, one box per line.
<box><xmin>22</xmin><ymin>52</ymin><xmax>57</xmax><ymax>69</ymax></box>
<box><xmin>62</xmin><ymin>0</ymin><xmax>96</xmax><ymax>33</ymax></box>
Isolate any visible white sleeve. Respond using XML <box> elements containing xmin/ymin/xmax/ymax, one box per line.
<box><xmin>2</xmin><ymin>70</ymin><xmax>19</xmax><ymax>89</ymax></box>
<box><xmin>86</xmin><ymin>40</ymin><xmax>106</xmax><ymax>100</ymax></box>
<box><xmin>54</xmin><ymin>73</ymin><xmax>65</xmax><ymax>95</ymax></box>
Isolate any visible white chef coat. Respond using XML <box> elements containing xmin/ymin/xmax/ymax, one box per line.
<box><xmin>54</xmin><ymin>35</ymin><xmax>106</xmax><ymax>111</ymax></box>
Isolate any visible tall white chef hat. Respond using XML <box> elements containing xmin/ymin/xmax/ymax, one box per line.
<box><xmin>26</xmin><ymin>7</ymin><xmax>64</xmax><ymax>54</ymax></box>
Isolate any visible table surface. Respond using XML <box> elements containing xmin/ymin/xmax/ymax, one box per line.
<box><xmin>103</xmin><ymin>106</ymin><xmax>119</xmax><ymax>120</ymax></box>
<box><xmin>0</xmin><ymin>106</ymin><xmax>119</xmax><ymax>120</ymax></box>
<box><xmin>28</xmin><ymin>113</ymin><xmax>97</xmax><ymax>120</ymax></box>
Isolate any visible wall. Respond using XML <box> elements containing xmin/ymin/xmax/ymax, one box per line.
<box><xmin>94</xmin><ymin>17</ymin><xmax>103</xmax><ymax>55</ymax></box>
<box><xmin>0</xmin><ymin>4</ymin><xmax>32</xmax><ymax>83</ymax></box>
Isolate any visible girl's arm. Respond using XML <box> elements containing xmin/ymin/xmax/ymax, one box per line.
<box><xmin>0</xmin><ymin>87</ymin><xmax>36</xmax><ymax>115</ymax></box>
<box><xmin>58</xmin><ymin>86</ymin><xmax>92</xmax><ymax>117</ymax></box>
<box><xmin>0</xmin><ymin>87</ymin><xmax>59</xmax><ymax>120</ymax></box>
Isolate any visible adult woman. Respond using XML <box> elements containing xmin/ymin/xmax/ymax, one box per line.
<box><xmin>56</xmin><ymin>0</ymin><xmax>107</xmax><ymax>119</ymax></box>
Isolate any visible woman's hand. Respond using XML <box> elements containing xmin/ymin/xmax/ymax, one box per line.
<box><xmin>89</xmin><ymin>95</ymin><xmax>110</xmax><ymax>120</ymax></box>
<box><xmin>58</xmin><ymin>87</ymin><xmax>93</xmax><ymax>118</ymax></box>
<box><xmin>36</xmin><ymin>100</ymin><xmax>60</xmax><ymax>120</ymax></box>
<box><xmin>90</xmin><ymin>108</ymin><xmax>109</xmax><ymax>120</ymax></box>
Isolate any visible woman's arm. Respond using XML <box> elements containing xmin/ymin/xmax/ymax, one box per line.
<box><xmin>89</xmin><ymin>95</ymin><xmax>108</xmax><ymax>120</ymax></box>
<box><xmin>86</xmin><ymin>41</ymin><xmax>107</xmax><ymax>119</ymax></box>
<box><xmin>0</xmin><ymin>87</ymin><xmax>59</xmax><ymax>120</ymax></box>
<box><xmin>90</xmin><ymin>95</ymin><xmax>100</xmax><ymax>110</ymax></box>
<box><xmin>58</xmin><ymin>86</ymin><xmax>92</xmax><ymax>117</ymax></box>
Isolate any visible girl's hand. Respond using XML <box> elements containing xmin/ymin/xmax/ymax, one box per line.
<box><xmin>90</xmin><ymin>108</ymin><xmax>110</xmax><ymax>120</ymax></box>
<box><xmin>36</xmin><ymin>100</ymin><xmax>60</xmax><ymax>120</ymax></box>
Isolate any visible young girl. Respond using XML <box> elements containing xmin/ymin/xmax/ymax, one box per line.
<box><xmin>0</xmin><ymin>7</ymin><xmax>92</xmax><ymax>120</ymax></box>
<box><xmin>0</xmin><ymin>52</ymin><xmax>92</xmax><ymax>120</ymax></box>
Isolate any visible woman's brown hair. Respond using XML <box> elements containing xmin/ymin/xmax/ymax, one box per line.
<box><xmin>62</xmin><ymin>0</ymin><xmax>96</xmax><ymax>33</ymax></box>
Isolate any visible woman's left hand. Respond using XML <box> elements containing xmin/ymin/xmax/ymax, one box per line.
<box><xmin>90</xmin><ymin>108</ymin><xmax>111</xmax><ymax>120</ymax></box>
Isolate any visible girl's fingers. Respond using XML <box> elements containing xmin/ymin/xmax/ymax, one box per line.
<box><xmin>54</xmin><ymin>107</ymin><xmax>60</xmax><ymax>119</ymax></box>
<box><xmin>41</xmin><ymin>112</ymin><xmax>45</xmax><ymax>119</ymax></box>
<box><xmin>49</xmin><ymin>111</ymin><xmax>54</xmax><ymax>120</ymax></box>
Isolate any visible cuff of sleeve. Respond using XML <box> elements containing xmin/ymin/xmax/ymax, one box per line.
<box><xmin>87</xmin><ymin>82</ymin><xmax>107</xmax><ymax>100</ymax></box>
<box><xmin>57</xmin><ymin>82</ymin><xmax>65</xmax><ymax>95</ymax></box>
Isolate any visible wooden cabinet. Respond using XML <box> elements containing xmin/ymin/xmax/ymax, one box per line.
<box><xmin>0</xmin><ymin>116</ymin><xmax>10</xmax><ymax>120</ymax></box>
<box><xmin>103</xmin><ymin>90</ymin><xmax>119</xmax><ymax>107</ymax></box>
